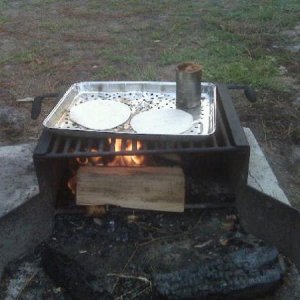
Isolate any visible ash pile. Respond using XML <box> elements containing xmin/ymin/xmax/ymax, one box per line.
<box><xmin>0</xmin><ymin>209</ymin><xmax>286</xmax><ymax>300</ymax></box>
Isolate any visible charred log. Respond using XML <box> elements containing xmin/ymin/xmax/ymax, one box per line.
<box><xmin>41</xmin><ymin>245</ymin><xmax>112</xmax><ymax>300</ymax></box>
<box><xmin>152</xmin><ymin>246</ymin><xmax>284</xmax><ymax>300</ymax></box>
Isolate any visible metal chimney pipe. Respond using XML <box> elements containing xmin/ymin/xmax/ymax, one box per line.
<box><xmin>176</xmin><ymin>62</ymin><xmax>202</xmax><ymax>110</ymax></box>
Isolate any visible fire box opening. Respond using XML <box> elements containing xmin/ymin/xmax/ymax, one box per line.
<box><xmin>53</xmin><ymin>137</ymin><xmax>236</xmax><ymax>215</ymax></box>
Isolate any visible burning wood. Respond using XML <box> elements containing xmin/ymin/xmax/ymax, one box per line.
<box><xmin>67</xmin><ymin>138</ymin><xmax>145</xmax><ymax>195</ymax></box>
<box><xmin>107</xmin><ymin>138</ymin><xmax>145</xmax><ymax>167</ymax></box>
<box><xmin>76</xmin><ymin>166</ymin><xmax>185</xmax><ymax>212</ymax></box>
<box><xmin>72</xmin><ymin>139</ymin><xmax>145</xmax><ymax>167</ymax></box>
<box><xmin>67</xmin><ymin>138</ymin><xmax>184</xmax><ymax>212</ymax></box>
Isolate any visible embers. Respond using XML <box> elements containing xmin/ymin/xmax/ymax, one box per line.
<box><xmin>73</xmin><ymin>138</ymin><xmax>145</xmax><ymax>167</ymax></box>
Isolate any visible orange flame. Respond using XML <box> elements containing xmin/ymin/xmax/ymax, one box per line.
<box><xmin>76</xmin><ymin>149</ymin><xmax>104</xmax><ymax>166</ymax></box>
<box><xmin>107</xmin><ymin>139</ymin><xmax>145</xmax><ymax>167</ymax></box>
<box><xmin>68</xmin><ymin>139</ymin><xmax>145</xmax><ymax>194</ymax></box>
<box><xmin>68</xmin><ymin>174</ymin><xmax>77</xmax><ymax>195</ymax></box>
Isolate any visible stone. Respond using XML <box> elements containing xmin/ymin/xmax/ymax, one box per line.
<box><xmin>4</xmin><ymin>261</ymin><xmax>40</xmax><ymax>299</ymax></box>
<box><xmin>286</xmin><ymin>45</ymin><xmax>300</xmax><ymax>53</ymax></box>
<box><xmin>282</xmin><ymin>29</ymin><xmax>298</xmax><ymax>39</ymax></box>
<box><xmin>282</xmin><ymin>22</ymin><xmax>300</xmax><ymax>53</ymax></box>
<box><xmin>0</xmin><ymin>143</ymin><xmax>54</xmax><ymax>278</ymax></box>
<box><xmin>278</xmin><ymin>65</ymin><xmax>288</xmax><ymax>75</ymax></box>
<box><xmin>244</xmin><ymin>128</ymin><xmax>290</xmax><ymax>205</ymax></box>
<box><xmin>0</xmin><ymin>143</ymin><xmax>38</xmax><ymax>217</ymax></box>
<box><xmin>0</xmin><ymin>106</ymin><xmax>26</xmax><ymax>137</ymax></box>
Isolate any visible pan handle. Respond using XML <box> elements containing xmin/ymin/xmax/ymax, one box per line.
<box><xmin>31</xmin><ymin>93</ymin><xmax>60</xmax><ymax>120</ymax></box>
<box><xmin>226</xmin><ymin>84</ymin><xmax>257</xmax><ymax>103</ymax></box>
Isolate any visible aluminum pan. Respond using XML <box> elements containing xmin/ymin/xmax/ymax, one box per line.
<box><xmin>43</xmin><ymin>81</ymin><xmax>216</xmax><ymax>137</ymax></box>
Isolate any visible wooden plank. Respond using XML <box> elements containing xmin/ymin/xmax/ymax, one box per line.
<box><xmin>76</xmin><ymin>166</ymin><xmax>185</xmax><ymax>212</ymax></box>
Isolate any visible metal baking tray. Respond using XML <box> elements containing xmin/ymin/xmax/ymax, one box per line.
<box><xmin>43</xmin><ymin>81</ymin><xmax>216</xmax><ymax>138</ymax></box>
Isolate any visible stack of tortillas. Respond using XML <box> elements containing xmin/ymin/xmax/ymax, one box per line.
<box><xmin>70</xmin><ymin>100</ymin><xmax>131</xmax><ymax>130</ymax></box>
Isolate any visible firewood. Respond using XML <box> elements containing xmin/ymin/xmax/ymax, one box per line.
<box><xmin>76</xmin><ymin>166</ymin><xmax>185</xmax><ymax>212</ymax></box>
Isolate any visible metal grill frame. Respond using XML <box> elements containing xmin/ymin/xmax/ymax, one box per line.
<box><xmin>33</xmin><ymin>85</ymin><xmax>249</xmax><ymax>159</ymax></box>
<box><xmin>32</xmin><ymin>83</ymin><xmax>250</xmax><ymax>231</ymax></box>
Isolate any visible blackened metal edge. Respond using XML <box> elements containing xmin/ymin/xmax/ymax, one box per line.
<box><xmin>216</xmin><ymin>84</ymin><xmax>249</xmax><ymax>147</ymax></box>
<box><xmin>236</xmin><ymin>184</ymin><xmax>300</xmax><ymax>271</ymax></box>
<box><xmin>33</xmin><ymin>85</ymin><xmax>250</xmax><ymax>158</ymax></box>
<box><xmin>40</xmin><ymin>146</ymin><xmax>243</xmax><ymax>159</ymax></box>
<box><xmin>33</xmin><ymin>130</ymin><xmax>53</xmax><ymax>157</ymax></box>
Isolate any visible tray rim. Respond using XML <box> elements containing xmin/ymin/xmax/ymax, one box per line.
<box><xmin>43</xmin><ymin>81</ymin><xmax>217</xmax><ymax>138</ymax></box>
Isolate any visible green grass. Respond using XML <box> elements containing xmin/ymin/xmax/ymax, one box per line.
<box><xmin>0</xmin><ymin>41</ymin><xmax>53</xmax><ymax>66</ymax></box>
<box><xmin>159</xmin><ymin>40</ymin><xmax>281</xmax><ymax>88</ymax></box>
<box><xmin>131</xmin><ymin>65</ymin><xmax>157</xmax><ymax>81</ymax></box>
<box><xmin>154</xmin><ymin>0</ymin><xmax>300</xmax><ymax>89</ymax></box>
<box><xmin>92</xmin><ymin>65</ymin><xmax>118</xmax><ymax>80</ymax></box>
<box><xmin>0</xmin><ymin>0</ymin><xmax>7</xmax><ymax>10</ymax></box>
<box><xmin>0</xmin><ymin>0</ymin><xmax>300</xmax><ymax>91</ymax></box>
<box><xmin>39</xmin><ymin>21</ymin><xmax>69</xmax><ymax>33</ymax></box>
<box><xmin>0</xmin><ymin>16</ymin><xmax>8</xmax><ymax>25</ymax></box>
<box><xmin>24</xmin><ymin>0</ymin><xmax>58</xmax><ymax>7</ymax></box>
<box><xmin>0</xmin><ymin>50</ymin><xmax>38</xmax><ymax>65</ymax></box>
<box><xmin>99</xmin><ymin>48</ymin><xmax>137</xmax><ymax>65</ymax></box>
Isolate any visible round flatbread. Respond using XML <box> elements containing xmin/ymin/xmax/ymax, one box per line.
<box><xmin>131</xmin><ymin>108</ymin><xmax>193</xmax><ymax>134</ymax></box>
<box><xmin>70</xmin><ymin>100</ymin><xmax>131</xmax><ymax>130</ymax></box>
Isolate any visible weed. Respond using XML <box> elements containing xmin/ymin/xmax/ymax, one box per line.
<box><xmin>92</xmin><ymin>65</ymin><xmax>118</xmax><ymax>80</ymax></box>
<box><xmin>204</xmin><ymin>56</ymin><xmax>281</xmax><ymax>89</ymax></box>
<box><xmin>40</xmin><ymin>21</ymin><xmax>64</xmax><ymax>33</ymax></box>
<box><xmin>0</xmin><ymin>16</ymin><xmax>8</xmax><ymax>25</ymax></box>
<box><xmin>0</xmin><ymin>50</ymin><xmax>38</xmax><ymax>65</ymax></box>
<box><xmin>131</xmin><ymin>65</ymin><xmax>157</xmax><ymax>81</ymax></box>
<box><xmin>99</xmin><ymin>48</ymin><xmax>137</xmax><ymax>65</ymax></box>
<box><xmin>0</xmin><ymin>0</ymin><xmax>7</xmax><ymax>10</ymax></box>
<box><xmin>28</xmin><ymin>0</ymin><xmax>57</xmax><ymax>6</ymax></box>
<box><xmin>98</xmin><ymin>36</ymin><xmax>139</xmax><ymax>66</ymax></box>
<box><xmin>151</xmin><ymin>31</ymin><xmax>163</xmax><ymax>41</ymax></box>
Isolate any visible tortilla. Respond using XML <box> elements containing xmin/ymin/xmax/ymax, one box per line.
<box><xmin>131</xmin><ymin>108</ymin><xmax>193</xmax><ymax>134</ymax></box>
<box><xmin>70</xmin><ymin>100</ymin><xmax>131</xmax><ymax>130</ymax></box>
